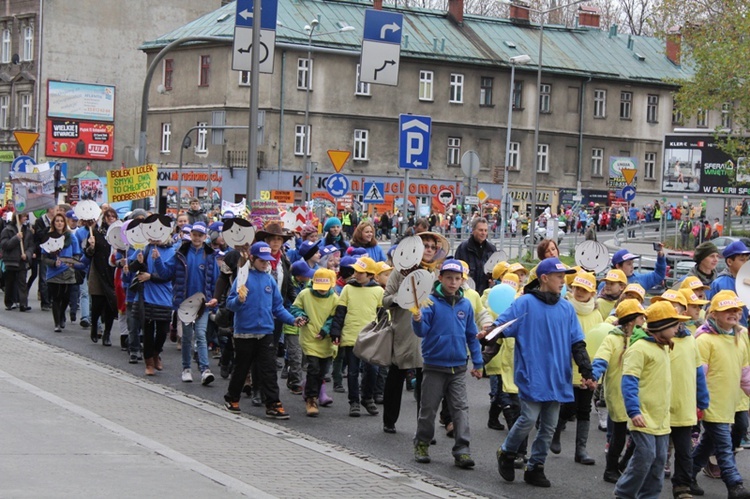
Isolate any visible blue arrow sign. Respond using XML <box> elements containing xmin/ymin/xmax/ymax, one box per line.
<box><xmin>621</xmin><ymin>185</ymin><xmax>636</xmax><ymax>202</ymax></box>
<box><xmin>12</xmin><ymin>155</ymin><xmax>35</xmax><ymax>173</ymax></box>
<box><xmin>398</xmin><ymin>114</ymin><xmax>431</xmax><ymax>170</ymax></box>
<box><xmin>236</xmin><ymin>0</ymin><xmax>278</xmax><ymax>30</ymax></box>
<box><xmin>363</xmin><ymin>10</ymin><xmax>403</xmax><ymax>44</ymax></box>
<box><xmin>363</xmin><ymin>182</ymin><xmax>385</xmax><ymax>204</ymax></box>
<box><xmin>326</xmin><ymin>173</ymin><xmax>349</xmax><ymax>198</ymax></box>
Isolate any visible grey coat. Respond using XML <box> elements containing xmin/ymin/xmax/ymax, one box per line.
<box><xmin>383</xmin><ymin>269</ymin><xmax>424</xmax><ymax>370</ymax></box>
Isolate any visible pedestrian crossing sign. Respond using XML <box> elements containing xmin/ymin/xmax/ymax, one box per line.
<box><xmin>363</xmin><ymin>182</ymin><xmax>385</xmax><ymax>204</ymax></box>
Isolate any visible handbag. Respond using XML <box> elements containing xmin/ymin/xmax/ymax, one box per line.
<box><xmin>353</xmin><ymin>314</ymin><xmax>394</xmax><ymax>367</ymax></box>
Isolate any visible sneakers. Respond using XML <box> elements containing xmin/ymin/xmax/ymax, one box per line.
<box><xmin>80</xmin><ymin>319</ymin><xmax>90</xmax><ymax>328</ymax></box>
<box><xmin>728</xmin><ymin>484</ymin><xmax>750</xmax><ymax>499</ymax></box>
<box><xmin>349</xmin><ymin>401</ymin><xmax>361</xmax><ymax>417</ymax></box>
<box><xmin>496</xmin><ymin>449</ymin><xmax>516</xmax><ymax>482</ymax></box>
<box><xmin>333</xmin><ymin>384</ymin><xmax>345</xmax><ymax>393</ymax></box>
<box><xmin>201</xmin><ymin>370</ymin><xmax>215</xmax><ymax>386</ymax></box>
<box><xmin>129</xmin><ymin>354</ymin><xmax>139</xmax><ymax>364</ymax></box>
<box><xmin>70</xmin><ymin>312</ymin><xmax>77</xmax><ymax>322</ymax></box>
<box><xmin>689</xmin><ymin>480</ymin><xmax>704</xmax><ymax>496</ymax></box>
<box><xmin>374</xmin><ymin>394</ymin><xmax>384</xmax><ymax>404</ymax></box>
<box><xmin>524</xmin><ymin>464</ymin><xmax>551</xmax><ymax>488</ymax></box>
<box><xmin>181</xmin><ymin>369</ymin><xmax>193</xmax><ymax>382</ymax></box>
<box><xmin>280</xmin><ymin>365</ymin><xmax>289</xmax><ymax>379</ymax></box>
<box><xmin>306</xmin><ymin>397</ymin><xmax>319</xmax><ymax>417</ymax></box>
<box><xmin>446</xmin><ymin>422</ymin><xmax>455</xmax><ymax>438</ymax></box>
<box><xmin>383</xmin><ymin>425</ymin><xmax>396</xmax><ymax>434</ymax></box>
<box><xmin>702</xmin><ymin>462</ymin><xmax>721</xmax><ymax>479</ymax></box>
<box><xmin>288</xmin><ymin>385</ymin><xmax>303</xmax><ymax>395</ymax></box>
<box><xmin>454</xmin><ymin>454</ymin><xmax>475</xmax><ymax>469</ymax></box>
<box><xmin>265</xmin><ymin>402</ymin><xmax>290</xmax><ymax>420</ymax></box>
<box><xmin>362</xmin><ymin>399</ymin><xmax>379</xmax><ymax>416</ymax></box>
<box><xmin>672</xmin><ymin>485</ymin><xmax>693</xmax><ymax>499</ymax></box>
<box><xmin>664</xmin><ymin>462</ymin><xmax>672</xmax><ymax>478</ymax></box>
<box><xmin>414</xmin><ymin>441</ymin><xmax>431</xmax><ymax>463</ymax></box>
<box><xmin>514</xmin><ymin>456</ymin><xmax>527</xmax><ymax>469</ymax></box>
<box><xmin>603</xmin><ymin>469</ymin><xmax>621</xmax><ymax>484</ymax></box>
<box><xmin>225</xmin><ymin>400</ymin><xmax>240</xmax><ymax>414</ymax></box>
<box><xmin>54</xmin><ymin>326</ymin><xmax>62</xmax><ymax>333</ymax></box>
<box><xmin>220</xmin><ymin>363</ymin><xmax>231</xmax><ymax>379</ymax></box>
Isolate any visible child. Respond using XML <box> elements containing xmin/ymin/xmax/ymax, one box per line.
<box><xmin>319</xmin><ymin>245</ymin><xmax>341</xmax><ymax>273</ymax></box>
<box><xmin>290</xmin><ymin>268</ymin><xmax>338</xmax><ymax>417</ymax></box>
<box><xmin>330</xmin><ymin>256</ymin><xmax>384</xmax><ymax>417</ymax></box>
<box><xmin>297</xmin><ymin>240</ymin><xmax>321</xmax><ymax>270</ymax></box>
<box><xmin>678</xmin><ymin>289</ymin><xmax>708</xmax><ymax>333</ymax></box>
<box><xmin>680</xmin><ymin>276</ymin><xmax>710</xmax><ymax>301</ymax></box>
<box><xmin>622</xmin><ymin>283</ymin><xmax>645</xmax><ymax>303</ymax></box>
<box><xmin>283</xmin><ymin>260</ymin><xmax>316</xmax><ymax>394</ymax></box>
<box><xmin>506</xmin><ymin>262</ymin><xmax>529</xmax><ymax>288</ymax></box>
<box><xmin>597</xmin><ymin>269</ymin><xmax>627</xmax><ymax>318</ymax></box>
<box><xmin>615</xmin><ymin>301</ymin><xmax>689</xmax><ymax>498</ymax></box>
<box><xmin>412</xmin><ymin>259</ymin><xmax>483</xmax><ymax>468</ymax></box>
<box><xmin>375</xmin><ymin>261</ymin><xmax>393</xmax><ymax>288</ymax></box>
<box><xmin>223</xmin><ymin>242</ymin><xmax>306</xmax><ymax>418</ymax></box>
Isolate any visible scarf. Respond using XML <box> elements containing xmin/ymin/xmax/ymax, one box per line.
<box><xmin>597</xmin><ymin>289</ymin><xmax>620</xmax><ymax>302</ymax></box>
<box><xmin>569</xmin><ymin>296</ymin><xmax>596</xmax><ymax>316</ymax></box>
<box><xmin>707</xmin><ymin>318</ymin><xmax>735</xmax><ymax>336</ymax></box>
<box><xmin>527</xmin><ymin>289</ymin><xmax>561</xmax><ymax>305</ymax></box>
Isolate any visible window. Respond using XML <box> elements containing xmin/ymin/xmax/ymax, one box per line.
<box><xmin>591</xmin><ymin>148</ymin><xmax>603</xmax><ymax>176</ymax></box>
<box><xmin>508</xmin><ymin>141</ymin><xmax>520</xmax><ymax>170</ymax></box>
<box><xmin>450</xmin><ymin>73</ymin><xmax>464</xmax><ymax>104</ymax></box>
<box><xmin>297</xmin><ymin>58</ymin><xmax>312</xmax><ymax>90</ymax></box>
<box><xmin>512</xmin><ymin>81</ymin><xmax>523</xmax><ymax>109</ymax></box>
<box><xmin>22</xmin><ymin>25</ymin><xmax>32</xmax><ymax>61</ymax></box>
<box><xmin>594</xmin><ymin>89</ymin><xmax>606</xmax><ymax>118</ymax></box>
<box><xmin>239</xmin><ymin>71</ymin><xmax>251</xmax><ymax>86</ymax></box>
<box><xmin>195</xmin><ymin>122</ymin><xmax>208</xmax><ymax>152</ymax></box>
<box><xmin>1</xmin><ymin>29</ymin><xmax>10</xmax><ymax>64</ymax></box>
<box><xmin>672</xmin><ymin>104</ymin><xmax>683</xmax><ymax>125</ymax></box>
<box><xmin>419</xmin><ymin>70</ymin><xmax>433</xmax><ymax>101</ymax></box>
<box><xmin>447</xmin><ymin>137</ymin><xmax>461</xmax><ymax>165</ymax></box>
<box><xmin>353</xmin><ymin>129</ymin><xmax>369</xmax><ymax>160</ymax></box>
<box><xmin>355</xmin><ymin>64</ymin><xmax>370</xmax><ymax>96</ymax></box>
<box><xmin>160</xmin><ymin>123</ymin><xmax>171</xmax><ymax>153</ymax></box>
<box><xmin>721</xmin><ymin>102</ymin><xmax>732</xmax><ymax>128</ymax></box>
<box><xmin>539</xmin><ymin>84</ymin><xmax>551</xmax><ymax>113</ymax></box>
<box><xmin>696</xmin><ymin>108</ymin><xmax>707</xmax><ymax>127</ymax></box>
<box><xmin>620</xmin><ymin>91</ymin><xmax>632</xmax><ymax>119</ymax></box>
<box><xmin>295</xmin><ymin>125</ymin><xmax>311</xmax><ymax>156</ymax></box>
<box><xmin>163</xmin><ymin>59</ymin><xmax>173</xmax><ymax>91</ymax></box>
<box><xmin>537</xmin><ymin>144</ymin><xmax>549</xmax><ymax>173</ymax></box>
<box><xmin>480</xmin><ymin>77</ymin><xmax>493</xmax><ymax>106</ymax></box>
<box><xmin>0</xmin><ymin>95</ymin><xmax>7</xmax><ymax>129</ymax></box>
<box><xmin>19</xmin><ymin>93</ymin><xmax>31</xmax><ymax>128</ymax></box>
<box><xmin>647</xmin><ymin>94</ymin><xmax>659</xmax><ymax>123</ymax></box>
<box><xmin>199</xmin><ymin>55</ymin><xmax>210</xmax><ymax>87</ymax></box>
<box><xmin>644</xmin><ymin>152</ymin><xmax>656</xmax><ymax>179</ymax></box>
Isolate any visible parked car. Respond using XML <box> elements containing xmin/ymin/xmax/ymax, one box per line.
<box><xmin>523</xmin><ymin>226</ymin><xmax>565</xmax><ymax>245</ymax></box>
<box><xmin>708</xmin><ymin>236</ymin><xmax>750</xmax><ymax>253</ymax></box>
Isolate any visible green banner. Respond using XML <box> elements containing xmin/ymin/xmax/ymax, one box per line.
<box><xmin>0</xmin><ymin>151</ymin><xmax>15</xmax><ymax>162</ymax></box>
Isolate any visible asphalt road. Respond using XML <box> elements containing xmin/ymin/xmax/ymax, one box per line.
<box><xmin>4</xmin><ymin>281</ymin><xmax>747</xmax><ymax>499</ymax></box>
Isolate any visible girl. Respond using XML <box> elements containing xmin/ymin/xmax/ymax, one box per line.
<box><xmin>322</xmin><ymin>217</ymin><xmax>349</xmax><ymax>254</ymax></box>
<box><xmin>41</xmin><ymin>214</ymin><xmax>81</xmax><ymax>332</ymax></box>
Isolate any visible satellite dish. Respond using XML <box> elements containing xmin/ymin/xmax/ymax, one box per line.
<box><xmin>11</xmin><ymin>53</ymin><xmax>19</xmax><ymax>65</ymax></box>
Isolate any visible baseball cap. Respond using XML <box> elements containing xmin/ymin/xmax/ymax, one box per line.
<box><xmin>680</xmin><ymin>276</ymin><xmax>710</xmax><ymax>292</ymax></box>
<box><xmin>352</xmin><ymin>256</ymin><xmax>378</xmax><ymax>274</ymax></box>
<box><xmin>458</xmin><ymin>260</ymin><xmax>470</xmax><ymax>280</ymax></box>
<box><xmin>615</xmin><ymin>299</ymin><xmax>646</xmax><ymax>320</ymax></box>
<box><xmin>723</xmin><ymin>241</ymin><xmax>750</xmax><ymax>259</ymax></box>
<box><xmin>603</xmin><ymin>269</ymin><xmax>628</xmax><ymax>285</ymax></box>
<box><xmin>298</xmin><ymin>240</ymin><xmax>320</xmax><ymax>261</ymax></box>
<box><xmin>320</xmin><ymin>245</ymin><xmax>341</xmax><ymax>258</ymax></box>
<box><xmin>536</xmin><ymin>257</ymin><xmax>576</xmax><ymax>277</ymax></box>
<box><xmin>565</xmin><ymin>266</ymin><xmax>583</xmax><ymax>286</ymax></box>
<box><xmin>491</xmin><ymin>261</ymin><xmax>510</xmax><ymax>280</ymax></box>
<box><xmin>645</xmin><ymin>301</ymin><xmax>690</xmax><ymax>330</ymax></box>
<box><xmin>650</xmin><ymin>289</ymin><xmax>688</xmax><ymax>308</ymax></box>
<box><xmin>339</xmin><ymin>256</ymin><xmax>357</xmax><ymax>269</ymax></box>
<box><xmin>250</xmin><ymin>242</ymin><xmax>276</xmax><ymax>261</ymax></box>
<box><xmin>208</xmin><ymin>221</ymin><xmax>223</xmax><ymax>232</ymax></box>
<box><xmin>65</xmin><ymin>210</ymin><xmax>78</xmax><ymax>221</ymax></box>
<box><xmin>312</xmin><ymin>268</ymin><xmax>336</xmax><ymax>292</ymax></box>
<box><xmin>570</xmin><ymin>272</ymin><xmax>596</xmax><ymax>293</ymax></box>
<box><xmin>190</xmin><ymin>222</ymin><xmax>207</xmax><ymax>234</ymax></box>
<box><xmin>501</xmin><ymin>272</ymin><xmax>519</xmax><ymax>290</ymax></box>
<box><xmin>376</xmin><ymin>261</ymin><xmax>393</xmax><ymax>275</ymax></box>
<box><xmin>678</xmin><ymin>288</ymin><xmax>709</xmax><ymax>306</ymax></box>
<box><xmin>347</xmin><ymin>247</ymin><xmax>367</xmax><ymax>257</ymax></box>
<box><xmin>441</xmin><ymin>259</ymin><xmax>464</xmax><ymax>274</ymax></box>
<box><xmin>181</xmin><ymin>224</ymin><xmax>192</xmax><ymax>233</ymax></box>
<box><xmin>507</xmin><ymin>262</ymin><xmax>528</xmax><ymax>275</ymax></box>
<box><xmin>623</xmin><ymin>283</ymin><xmax>646</xmax><ymax>301</ymax></box>
<box><xmin>290</xmin><ymin>260</ymin><xmax>316</xmax><ymax>279</ymax></box>
<box><xmin>709</xmin><ymin>290</ymin><xmax>743</xmax><ymax>313</ymax></box>
<box><xmin>612</xmin><ymin>249</ymin><xmax>640</xmax><ymax>266</ymax></box>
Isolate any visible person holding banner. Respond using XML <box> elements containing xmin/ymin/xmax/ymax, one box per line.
<box><xmin>0</xmin><ymin>212</ymin><xmax>33</xmax><ymax>311</ymax></box>
<box><xmin>42</xmin><ymin>214</ymin><xmax>81</xmax><ymax>333</ymax></box>
<box><xmin>83</xmin><ymin>208</ymin><xmax>118</xmax><ymax>346</ymax></box>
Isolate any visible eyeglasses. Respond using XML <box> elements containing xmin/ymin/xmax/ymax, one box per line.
<box><xmin>423</xmin><ymin>244</ymin><xmax>437</xmax><ymax>250</ymax></box>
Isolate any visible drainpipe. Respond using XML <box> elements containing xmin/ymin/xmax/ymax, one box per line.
<box><xmin>34</xmin><ymin>0</ymin><xmax>43</xmax><ymax>162</ymax></box>
<box><xmin>577</xmin><ymin>76</ymin><xmax>592</xmax><ymax>199</ymax></box>
<box><xmin>277</xmin><ymin>50</ymin><xmax>286</xmax><ymax>190</ymax></box>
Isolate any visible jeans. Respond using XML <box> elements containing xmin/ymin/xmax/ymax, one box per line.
<box><xmin>181</xmin><ymin>312</ymin><xmax>209</xmax><ymax>372</ymax></box>
<box><xmin>501</xmin><ymin>398</ymin><xmax>560</xmax><ymax>468</ymax></box>
<box><xmin>615</xmin><ymin>431</ymin><xmax>668</xmax><ymax>499</ymax></box>
<box><xmin>79</xmin><ymin>275</ymin><xmax>90</xmax><ymax>321</ymax></box>
<box><xmin>692</xmin><ymin>421</ymin><xmax>743</xmax><ymax>488</ymax></box>
<box><xmin>142</xmin><ymin>318</ymin><xmax>168</xmax><ymax>360</ymax></box>
<box><xmin>733</xmin><ymin>411</ymin><xmax>750</xmax><ymax>450</ymax></box>
<box><xmin>69</xmin><ymin>283</ymin><xmax>79</xmax><ymax>315</ymax></box>
<box><xmin>38</xmin><ymin>259</ymin><xmax>50</xmax><ymax>307</ymax></box>
<box><xmin>284</xmin><ymin>334</ymin><xmax>303</xmax><ymax>388</ymax></box>
<box><xmin>342</xmin><ymin>346</ymin><xmax>377</xmax><ymax>403</ymax></box>
<box><xmin>126</xmin><ymin>302</ymin><xmax>142</xmax><ymax>355</ymax></box>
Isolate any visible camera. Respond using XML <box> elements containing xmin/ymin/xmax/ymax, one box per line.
<box><xmin>652</xmin><ymin>242</ymin><xmax>663</xmax><ymax>251</ymax></box>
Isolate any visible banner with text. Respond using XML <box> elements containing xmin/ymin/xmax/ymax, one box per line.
<box><xmin>608</xmin><ymin>156</ymin><xmax>638</xmax><ymax>189</ymax></box>
<box><xmin>106</xmin><ymin>164</ymin><xmax>157</xmax><ymax>203</ymax></box>
<box><xmin>46</xmin><ymin>119</ymin><xmax>115</xmax><ymax>161</ymax></box>
<box><xmin>10</xmin><ymin>169</ymin><xmax>56</xmax><ymax>214</ymax></box>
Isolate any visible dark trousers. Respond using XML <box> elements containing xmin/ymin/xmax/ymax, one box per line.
<box><xmin>69</xmin><ymin>284</ymin><xmax>79</xmax><ymax>315</ymax></box>
<box><xmin>26</xmin><ymin>257</ymin><xmax>38</xmax><ymax>291</ymax></box>
<box><xmin>382</xmin><ymin>366</ymin><xmax>422</xmax><ymax>427</ymax></box>
<box><xmin>38</xmin><ymin>259</ymin><xmax>50</xmax><ymax>306</ymax></box>
<box><xmin>225</xmin><ymin>335</ymin><xmax>280</xmax><ymax>405</ymax></box>
<box><xmin>732</xmin><ymin>410</ymin><xmax>749</xmax><ymax>450</ymax></box>
<box><xmin>607</xmin><ymin>420</ymin><xmax>629</xmax><ymax>472</ymax></box>
<box><xmin>48</xmin><ymin>282</ymin><xmax>70</xmax><ymax>327</ymax></box>
<box><xmin>671</xmin><ymin>426</ymin><xmax>694</xmax><ymax>488</ymax></box>
<box><xmin>304</xmin><ymin>355</ymin><xmax>332</xmax><ymax>400</ymax></box>
<box><xmin>342</xmin><ymin>346</ymin><xmax>377</xmax><ymax>403</ymax></box>
<box><xmin>559</xmin><ymin>386</ymin><xmax>593</xmax><ymax>422</ymax></box>
<box><xmin>4</xmin><ymin>268</ymin><xmax>27</xmax><ymax>308</ymax></box>
<box><xmin>142</xmin><ymin>318</ymin><xmax>168</xmax><ymax>360</ymax></box>
<box><xmin>91</xmin><ymin>294</ymin><xmax>116</xmax><ymax>338</ymax></box>
<box><xmin>126</xmin><ymin>303</ymin><xmax>142</xmax><ymax>354</ymax></box>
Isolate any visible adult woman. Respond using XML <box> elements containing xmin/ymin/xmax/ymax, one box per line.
<box><xmin>537</xmin><ymin>238</ymin><xmax>560</xmax><ymax>260</ymax></box>
<box><xmin>0</xmin><ymin>212</ymin><xmax>33</xmax><ymax>311</ymax></box>
<box><xmin>382</xmin><ymin>231</ymin><xmax>449</xmax><ymax>433</ymax></box>
<box><xmin>42</xmin><ymin>214</ymin><xmax>81</xmax><ymax>332</ymax></box>
<box><xmin>350</xmin><ymin>221</ymin><xmax>386</xmax><ymax>262</ymax></box>
<box><xmin>83</xmin><ymin>207</ymin><xmax>118</xmax><ymax>346</ymax></box>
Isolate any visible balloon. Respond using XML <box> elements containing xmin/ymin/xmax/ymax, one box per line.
<box><xmin>561</xmin><ymin>284</ymin><xmax>568</xmax><ymax>297</ymax></box>
<box><xmin>488</xmin><ymin>283</ymin><xmax>516</xmax><ymax>315</ymax></box>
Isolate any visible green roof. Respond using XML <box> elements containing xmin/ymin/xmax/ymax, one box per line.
<box><xmin>141</xmin><ymin>0</ymin><xmax>692</xmax><ymax>84</ymax></box>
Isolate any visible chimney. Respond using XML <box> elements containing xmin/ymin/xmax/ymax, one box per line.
<box><xmin>373</xmin><ymin>0</ymin><xmax>382</xmax><ymax>10</ymax></box>
<box><xmin>666</xmin><ymin>26</ymin><xmax>681</xmax><ymax>66</ymax></box>
<box><xmin>447</xmin><ymin>0</ymin><xmax>463</xmax><ymax>25</ymax></box>
<box><xmin>577</xmin><ymin>6</ymin><xmax>600</xmax><ymax>28</ymax></box>
<box><xmin>510</xmin><ymin>1</ymin><xmax>530</xmax><ymax>24</ymax></box>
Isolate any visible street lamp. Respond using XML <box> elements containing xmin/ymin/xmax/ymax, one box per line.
<box><xmin>500</xmin><ymin>53</ymin><xmax>530</xmax><ymax>253</ymax></box>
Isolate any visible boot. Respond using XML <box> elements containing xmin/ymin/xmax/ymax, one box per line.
<box><xmin>502</xmin><ymin>406</ymin><xmax>517</xmax><ymax>430</ymax></box>
<box><xmin>319</xmin><ymin>382</ymin><xmax>333</xmax><ymax>407</ymax></box>
<box><xmin>102</xmin><ymin>333</ymin><xmax>112</xmax><ymax>347</ymax></box>
<box><xmin>574</xmin><ymin>420</ymin><xmax>596</xmax><ymax>465</ymax></box>
<box><xmin>153</xmin><ymin>354</ymin><xmax>163</xmax><ymax>371</ymax></box>
<box><xmin>306</xmin><ymin>397</ymin><xmax>319</xmax><ymax>417</ymax></box>
<box><xmin>488</xmin><ymin>403</ymin><xmax>505</xmax><ymax>430</ymax></box>
<box><xmin>144</xmin><ymin>357</ymin><xmax>155</xmax><ymax>376</ymax></box>
<box><xmin>550</xmin><ymin>420</ymin><xmax>564</xmax><ymax>454</ymax></box>
<box><xmin>597</xmin><ymin>404</ymin><xmax>609</xmax><ymax>431</ymax></box>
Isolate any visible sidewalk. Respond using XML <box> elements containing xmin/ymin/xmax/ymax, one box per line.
<box><xmin>0</xmin><ymin>326</ymin><xmax>485</xmax><ymax>499</ymax></box>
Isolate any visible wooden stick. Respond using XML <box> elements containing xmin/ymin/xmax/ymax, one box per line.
<box><xmin>16</xmin><ymin>220</ymin><xmax>24</xmax><ymax>254</ymax></box>
<box><xmin>410</xmin><ymin>274</ymin><xmax>419</xmax><ymax>308</ymax></box>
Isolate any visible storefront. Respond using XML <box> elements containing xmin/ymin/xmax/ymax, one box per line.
<box><xmin>505</xmin><ymin>187</ymin><xmax>559</xmax><ymax>217</ymax></box>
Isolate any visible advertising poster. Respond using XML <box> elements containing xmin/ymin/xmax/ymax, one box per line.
<box><xmin>46</xmin><ymin>119</ymin><xmax>115</xmax><ymax>161</ymax></box>
<box><xmin>608</xmin><ymin>157</ymin><xmax>638</xmax><ymax>190</ymax></box>
<box><xmin>106</xmin><ymin>164</ymin><xmax>158</xmax><ymax>203</ymax></box>
<box><xmin>47</xmin><ymin>81</ymin><xmax>115</xmax><ymax>122</ymax></box>
<box><xmin>79</xmin><ymin>179</ymin><xmax>104</xmax><ymax>203</ymax></box>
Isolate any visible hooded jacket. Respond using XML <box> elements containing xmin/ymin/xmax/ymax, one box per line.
<box><xmin>128</xmin><ymin>243</ymin><xmax>175</xmax><ymax>309</ymax></box>
<box><xmin>173</xmin><ymin>240</ymin><xmax>217</xmax><ymax>310</ymax></box>
<box><xmin>226</xmin><ymin>268</ymin><xmax>296</xmax><ymax>337</ymax></box>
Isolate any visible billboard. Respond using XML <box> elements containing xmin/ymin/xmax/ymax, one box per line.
<box><xmin>46</xmin><ymin>119</ymin><xmax>114</xmax><ymax>161</ymax></box>
<box><xmin>47</xmin><ymin>81</ymin><xmax>115</xmax><ymax>122</ymax></box>
<box><xmin>662</xmin><ymin>135</ymin><xmax>747</xmax><ymax>196</ymax></box>
<box><xmin>608</xmin><ymin>156</ymin><xmax>638</xmax><ymax>189</ymax></box>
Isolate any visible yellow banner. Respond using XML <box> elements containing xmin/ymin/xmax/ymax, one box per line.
<box><xmin>106</xmin><ymin>164</ymin><xmax>157</xmax><ymax>203</ymax></box>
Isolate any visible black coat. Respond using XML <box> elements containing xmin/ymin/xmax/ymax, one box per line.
<box><xmin>1</xmin><ymin>223</ymin><xmax>34</xmax><ymax>270</ymax></box>
<box><xmin>453</xmin><ymin>235</ymin><xmax>496</xmax><ymax>295</ymax></box>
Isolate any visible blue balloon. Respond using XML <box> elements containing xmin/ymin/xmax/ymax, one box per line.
<box><xmin>561</xmin><ymin>284</ymin><xmax>568</xmax><ymax>297</ymax></box>
<box><xmin>488</xmin><ymin>283</ymin><xmax>517</xmax><ymax>315</ymax></box>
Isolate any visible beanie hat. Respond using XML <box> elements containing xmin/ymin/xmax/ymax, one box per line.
<box><xmin>299</xmin><ymin>224</ymin><xmax>318</xmax><ymax>239</ymax></box>
<box><xmin>323</xmin><ymin>217</ymin><xmax>342</xmax><ymax>232</ymax></box>
<box><xmin>693</xmin><ymin>241</ymin><xmax>719</xmax><ymax>264</ymax></box>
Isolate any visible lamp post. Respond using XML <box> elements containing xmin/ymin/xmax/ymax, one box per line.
<box><xmin>500</xmin><ymin>54</ymin><xmax>530</xmax><ymax>253</ymax></box>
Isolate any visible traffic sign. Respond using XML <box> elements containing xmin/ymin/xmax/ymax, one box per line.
<box><xmin>464</xmin><ymin>196</ymin><xmax>480</xmax><ymax>205</ymax></box>
<box><xmin>622</xmin><ymin>185</ymin><xmax>636</xmax><ymax>202</ymax></box>
<box><xmin>363</xmin><ymin>10</ymin><xmax>403</xmax><ymax>43</ymax></box>
<box><xmin>13</xmin><ymin>131</ymin><xmax>39</xmax><ymax>155</ymax></box>
<box><xmin>477</xmin><ymin>188</ymin><xmax>488</xmax><ymax>204</ymax></box>
<box><xmin>327</xmin><ymin>150</ymin><xmax>351</xmax><ymax>173</ymax></box>
<box><xmin>461</xmin><ymin>150</ymin><xmax>480</xmax><ymax>178</ymax></box>
<box><xmin>360</xmin><ymin>9</ymin><xmax>403</xmax><ymax>86</ymax></box>
<box><xmin>363</xmin><ymin>182</ymin><xmax>385</xmax><ymax>204</ymax></box>
<box><xmin>232</xmin><ymin>27</ymin><xmax>275</xmax><ymax>73</ymax></box>
<box><xmin>326</xmin><ymin>173</ymin><xmax>349</xmax><ymax>198</ymax></box>
<box><xmin>621</xmin><ymin>168</ymin><xmax>637</xmax><ymax>185</ymax></box>
<box><xmin>398</xmin><ymin>114</ymin><xmax>431</xmax><ymax>170</ymax></box>
<box><xmin>437</xmin><ymin>188</ymin><xmax>454</xmax><ymax>206</ymax></box>
<box><xmin>235</xmin><ymin>0</ymin><xmax>277</xmax><ymax>30</ymax></box>
<box><xmin>11</xmin><ymin>155</ymin><xmax>35</xmax><ymax>173</ymax></box>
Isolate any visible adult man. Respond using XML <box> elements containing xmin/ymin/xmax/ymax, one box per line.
<box><xmin>32</xmin><ymin>207</ymin><xmax>55</xmax><ymax>311</ymax></box>
<box><xmin>707</xmin><ymin>241</ymin><xmax>750</xmax><ymax>326</ymax></box>
<box><xmin>490</xmin><ymin>258</ymin><xmax>595</xmax><ymax>488</ymax></box>
<box><xmin>628</xmin><ymin>203</ymin><xmax>639</xmax><ymax>238</ymax></box>
<box><xmin>186</xmin><ymin>198</ymin><xmax>208</xmax><ymax>225</ymax></box>
<box><xmin>454</xmin><ymin>217</ymin><xmax>496</xmax><ymax>295</ymax></box>
<box><xmin>341</xmin><ymin>207</ymin><xmax>357</xmax><ymax>238</ymax></box>
<box><xmin>598</xmin><ymin>247</ymin><xmax>666</xmax><ymax>293</ymax></box>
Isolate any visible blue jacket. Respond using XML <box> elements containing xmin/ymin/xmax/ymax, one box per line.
<box><xmin>355</xmin><ymin>243</ymin><xmax>386</xmax><ymax>263</ymax></box>
<box><xmin>227</xmin><ymin>269</ymin><xmax>296</xmax><ymax>336</ymax></box>
<box><xmin>596</xmin><ymin>254</ymin><xmax>667</xmax><ymax>293</ymax></box>
<box><xmin>412</xmin><ymin>286</ymin><xmax>482</xmax><ymax>370</ymax></box>
<box><xmin>128</xmin><ymin>243</ymin><xmax>175</xmax><ymax>307</ymax></box>
<box><xmin>172</xmin><ymin>241</ymin><xmax>218</xmax><ymax>310</ymax></box>
<box><xmin>708</xmin><ymin>270</ymin><xmax>749</xmax><ymax>325</ymax></box>
<box><xmin>43</xmin><ymin>233</ymin><xmax>81</xmax><ymax>280</ymax></box>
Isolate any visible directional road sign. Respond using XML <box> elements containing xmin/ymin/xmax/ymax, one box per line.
<box><xmin>398</xmin><ymin>114</ymin><xmax>431</xmax><ymax>170</ymax></box>
<box><xmin>326</xmin><ymin>173</ymin><xmax>350</xmax><ymax>198</ymax></box>
<box><xmin>363</xmin><ymin>182</ymin><xmax>385</xmax><ymax>204</ymax></box>
<box><xmin>235</xmin><ymin>0</ymin><xmax>277</xmax><ymax>29</ymax></box>
<box><xmin>621</xmin><ymin>185</ymin><xmax>636</xmax><ymax>202</ymax></box>
<box><xmin>11</xmin><ymin>155</ymin><xmax>35</xmax><ymax>173</ymax></box>
<box><xmin>360</xmin><ymin>9</ymin><xmax>403</xmax><ymax>86</ymax></box>
<box><xmin>233</xmin><ymin>0</ymin><xmax>277</xmax><ymax>74</ymax></box>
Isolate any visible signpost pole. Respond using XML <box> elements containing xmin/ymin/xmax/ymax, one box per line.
<box><xmin>246</xmin><ymin>0</ymin><xmax>262</xmax><ymax>204</ymax></box>
<box><xmin>402</xmin><ymin>168</ymin><xmax>410</xmax><ymax>235</ymax></box>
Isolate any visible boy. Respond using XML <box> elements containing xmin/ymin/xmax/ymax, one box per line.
<box><xmin>375</xmin><ymin>261</ymin><xmax>393</xmax><ymax>288</ymax></box>
<box><xmin>290</xmin><ymin>268</ymin><xmax>338</xmax><ymax>417</ymax></box>
<box><xmin>597</xmin><ymin>269</ymin><xmax>627</xmax><ymax>318</ymax></box>
<box><xmin>616</xmin><ymin>301</ymin><xmax>689</xmax><ymax>498</ymax></box>
<box><xmin>283</xmin><ymin>260</ymin><xmax>316</xmax><ymax>394</ymax></box>
<box><xmin>707</xmin><ymin>241</ymin><xmax>750</xmax><ymax>326</ymax></box>
<box><xmin>412</xmin><ymin>259</ymin><xmax>483</xmax><ymax>468</ymax></box>
<box><xmin>223</xmin><ymin>242</ymin><xmax>306</xmax><ymax>418</ymax></box>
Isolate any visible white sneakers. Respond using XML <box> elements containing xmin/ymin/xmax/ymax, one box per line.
<box><xmin>201</xmin><ymin>370</ymin><xmax>215</xmax><ymax>386</ymax></box>
<box><xmin>181</xmin><ymin>369</ymin><xmax>193</xmax><ymax>382</ymax></box>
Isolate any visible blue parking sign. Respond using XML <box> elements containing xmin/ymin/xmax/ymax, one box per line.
<box><xmin>398</xmin><ymin>114</ymin><xmax>431</xmax><ymax>170</ymax></box>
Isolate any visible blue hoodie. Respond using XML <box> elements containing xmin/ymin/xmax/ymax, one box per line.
<box><xmin>128</xmin><ymin>244</ymin><xmax>175</xmax><ymax>308</ymax></box>
<box><xmin>412</xmin><ymin>285</ymin><xmax>482</xmax><ymax>370</ymax></box>
<box><xmin>227</xmin><ymin>268</ymin><xmax>296</xmax><ymax>337</ymax></box>
<box><xmin>43</xmin><ymin>233</ymin><xmax>81</xmax><ymax>280</ymax></box>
